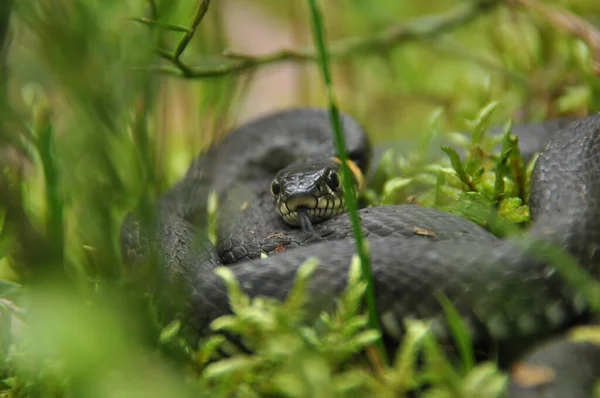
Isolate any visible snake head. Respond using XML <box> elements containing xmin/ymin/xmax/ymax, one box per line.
<box><xmin>270</xmin><ymin>157</ymin><xmax>362</xmax><ymax>228</ymax></box>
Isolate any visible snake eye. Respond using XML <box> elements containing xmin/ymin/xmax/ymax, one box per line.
<box><xmin>325</xmin><ymin>170</ymin><xmax>340</xmax><ymax>190</ymax></box>
<box><xmin>270</xmin><ymin>180</ymin><xmax>281</xmax><ymax>196</ymax></box>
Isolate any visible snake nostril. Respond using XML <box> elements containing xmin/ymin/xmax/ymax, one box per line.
<box><xmin>285</xmin><ymin>193</ymin><xmax>317</xmax><ymax>212</ymax></box>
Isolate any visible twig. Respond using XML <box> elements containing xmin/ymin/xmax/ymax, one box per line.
<box><xmin>171</xmin><ymin>0</ymin><xmax>211</xmax><ymax>75</ymax></box>
<box><xmin>510</xmin><ymin>0</ymin><xmax>600</xmax><ymax>75</ymax></box>
<box><xmin>140</xmin><ymin>0</ymin><xmax>502</xmax><ymax>79</ymax></box>
<box><xmin>129</xmin><ymin>17</ymin><xmax>193</xmax><ymax>33</ymax></box>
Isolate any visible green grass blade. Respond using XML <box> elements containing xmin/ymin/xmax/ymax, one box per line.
<box><xmin>306</xmin><ymin>0</ymin><xmax>385</xmax><ymax>361</ymax></box>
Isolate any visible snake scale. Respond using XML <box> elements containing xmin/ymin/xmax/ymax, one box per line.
<box><xmin>121</xmin><ymin>108</ymin><xmax>600</xmax><ymax>397</ymax></box>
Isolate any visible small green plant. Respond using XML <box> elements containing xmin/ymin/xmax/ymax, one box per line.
<box><xmin>366</xmin><ymin>102</ymin><xmax>532</xmax><ymax>237</ymax></box>
<box><xmin>2</xmin><ymin>0</ymin><xmax>600</xmax><ymax>397</ymax></box>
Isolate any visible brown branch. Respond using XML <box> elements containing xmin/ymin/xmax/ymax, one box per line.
<box><xmin>140</xmin><ymin>0</ymin><xmax>502</xmax><ymax>79</ymax></box>
<box><xmin>510</xmin><ymin>0</ymin><xmax>600</xmax><ymax>75</ymax></box>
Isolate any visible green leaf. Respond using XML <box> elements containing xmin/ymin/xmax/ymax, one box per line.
<box><xmin>382</xmin><ymin>177</ymin><xmax>414</xmax><ymax>200</ymax></box>
<box><xmin>462</xmin><ymin>362</ymin><xmax>507</xmax><ymax>397</ymax></box>
<box><xmin>159</xmin><ymin>319</ymin><xmax>181</xmax><ymax>344</ymax></box>
<box><xmin>203</xmin><ymin>356</ymin><xmax>256</xmax><ymax>380</ymax></box>
<box><xmin>333</xmin><ymin>370</ymin><xmax>368</xmax><ymax>394</ymax></box>
<box><xmin>445</xmin><ymin>132</ymin><xmax>471</xmax><ymax>149</ymax></box>
<box><xmin>468</xmin><ymin>101</ymin><xmax>499</xmax><ymax>145</ymax></box>
<box><xmin>285</xmin><ymin>257</ymin><xmax>319</xmax><ymax>312</ymax></box>
<box><xmin>210</xmin><ymin>315</ymin><xmax>239</xmax><ymax>333</ymax></box>
<box><xmin>0</xmin><ymin>280</ymin><xmax>22</xmax><ymax>298</ymax></box>
<box><xmin>391</xmin><ymin>320</ymin><xmax>431</xmax><ymax>391</ymax></box>
<box><xmin>498</xmin><ymin>197</ymin><xmax>529</xmax><ymax>224</ymax></box>
<box><xmin>207</xmin><ymin>190</ymin><xmax>219</xmax><ymax>245</ymax></box>
<box><xmin>492</xmin><ymin>121</ymin><xmax>516</xmax><ymax>203</ymax></box>
<box><xmin>436</xmin><ymin>293</ymin><xmax>475</xmax><ymax>373</ymax></box>
<box><xmin>214</xmin><ymin>267</ymin><xmax>250</xmax><ymax>314</ymax></box>
<box><xmin>195</xmin><ymin>335</ymin><xmax>226</xmax><ymax>366</ymax></box>
<box><xmin>441</xmin><ymin>146</ymin><xmax>470</xmax><ymax>188</ymax></box>
<box><xmin>471</xmin><ymin>166</ymin><xmax>485</xmax><ymax>187</ymax></box>
<box><xmin>349</xmin><ymin>329</ymin><xmax>381</xmax><ymax>349</ymax></box>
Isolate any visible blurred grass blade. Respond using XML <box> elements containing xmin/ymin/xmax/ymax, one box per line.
<box><xmin>436</xmin><ymin>293</ymin><xmax>475</xmax><ymax>373</ymax></box>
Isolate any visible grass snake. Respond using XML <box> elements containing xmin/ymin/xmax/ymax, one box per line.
<box><xmin>121</xmin><ymin>108</ymin><xmax>600</xmax><ymax>397</ymax></box>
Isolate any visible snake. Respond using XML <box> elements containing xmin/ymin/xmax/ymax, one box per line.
<box><xmin>121</xmin><ymin>108</ymin><xmax>600</xmax><ymax>397</ymax></box>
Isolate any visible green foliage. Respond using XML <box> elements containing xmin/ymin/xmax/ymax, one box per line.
<box><xmin>0</xmin><ymin>0</ymin><xmax>599</xmax><ymax>397</ymax></box>
<box><xmin>192</xmin><ymin>257</ymin><xmax>376</xmax><ymax>396</ymax></box>
<box><xmin>366</xmin><ymin>102</ymin><xmax>532</xmax><ymax>237</ymax></box>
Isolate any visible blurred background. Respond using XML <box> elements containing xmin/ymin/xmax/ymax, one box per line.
<box><xmin>5</xmin><ymin>0</ymin><xmax>600</xmax><ymax>185</ymax></box>
<box><xmin>1</xmin><ymin>0</ymin><xmax>599</xmax><ymax>396</ymax></box>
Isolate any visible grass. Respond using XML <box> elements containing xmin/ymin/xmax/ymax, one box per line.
<box><xmin>306</xmin><ymin>0</ymin><xmax>384</xmax><ymax>360</ymax></box>
<box><xmin>1</xmin><ymin>0</ymin><xmax>600</xmax><ymax>397</ymax></box>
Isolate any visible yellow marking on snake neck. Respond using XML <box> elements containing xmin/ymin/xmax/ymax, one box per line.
<box><xmin>331</xmin><ymin>157</ymin><xmax>365</xmax><ymax>192</ymax></box>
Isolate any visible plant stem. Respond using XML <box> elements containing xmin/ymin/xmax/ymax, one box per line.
<box><xmin>171</xmin><ymin>0</ymin><xmax>211</xmax><ymax>76</ymax></box>
<box><xmin>306</xmin><ymin>0</ymin><xmax>387</xmax><ymax>361</ymax></box>
<box><xmin>141</xmin><ymin>0</ymin><xmax>501</xmax><ymax>79</ymax></box>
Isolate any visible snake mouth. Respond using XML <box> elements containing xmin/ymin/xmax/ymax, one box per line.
<box><xmin>279</xmin><ymin>201</ymin><xmax>346</xmax><ymax>227</ymax></box>
<box><xmin>271</xmin><ymin>157</ymin><xmax>357</xmax><ymax>227</ymax></box>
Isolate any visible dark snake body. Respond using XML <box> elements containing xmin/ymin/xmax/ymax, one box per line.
<box><xmin>121</xmin><ymin>109</ymin><xmax>600</xmax><ymax>397</ymax></box>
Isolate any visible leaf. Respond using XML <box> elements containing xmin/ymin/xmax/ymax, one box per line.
<box><xmin>273</xmin><ymin>355</ymin><xmax>331</xmax><ymax>397</ymax></box>
<box><xmin>468</xmin><ymin>101</ymin><xmax>499</xmax><ymax>145</ymax></box>
<box><xmin>445</xmin><ymin>132</ymin><xmax>471</xmax><ymax>149</ymax></box>
<box><xmin>0</xmin><ymin>280</ymin><xmax>22</xmax><ymax>298</ymax></box>
<box><xmin>159</xmin><ymin>319</ymin><xmax>181</xmax><ymax>344</ymax></box>
<box><xmin>382</xmin><ymin>177</ymin><xmax>414</xmax><ymax>203</ymax></box>
<box><xmin>390</xmin><ymin>319</ymin><xmax>431</xmax><ymax>391</ymax></box>
<box><xmin>436</xmin><ymin>293</ymin><xmax>474</xmax><ymax>373</ymax></box>
<box><xmin>203</xmin><ymin>356</ymin><xmax>256</xmax><ymax>380</ymax></box>
<box><xmin>285</xmin><ymin>257</ymin><xmax>319</xmax><ymax>312</ymax></box>
<box><xmin>349</xmin><ymin>330</ymin><xmax>381</xmax><ymax>350</ymax></box>
<box><xmin>498</xmin><ymin>197</ymin><xmax>529</xmax><ymax>224</ymax></box>
<box><xmin>333</xmin><ymin>369</ymin><xmax>368</xmax><ymax>394</ymax></box>
<box><xmin>210</xmin><ymin>315</ymin><xmax>239</xmax><ymax>332</ymax></box>
<box><xmin>214</xmin><ymin>267</ymin><xmax>250</xmax><ymax>314</ymax></box>
<box><xmin>462</xmin><ymin>362</ymin><xmax>507</xmax><ymax>397</ymax></box>
<box><xmin>207</xmin><ymin>190</ymin><xmax>219</xmax><ymax>245</ymax></box>
<box><xmin>347</xmin><ymin>253</ymin><xmax>363</xmax><ymax>287</ymax></box>
<box><xmin>441</xmin><ymin>146</ymin><xmax>470</xmax><ymax>188</ymax></box>
<box><xmin>493</xmin><ymin>122</ymin><xmax>517</xmax><ymax>203</ymax></box>
<box><xmin>471</xmin><ymin>166</ymin><xmax>485</xmax><ymax>187</ymax></box>
<box><xmin>194</xmin><ymin>335</ymin><xmax>226</xmax><ymax>366</ymax></box>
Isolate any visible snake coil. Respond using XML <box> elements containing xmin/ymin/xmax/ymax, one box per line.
<box><xmin>121</xmin><ymin>108</ymin><xmax>600</xmax><ymax>397</ymax></box>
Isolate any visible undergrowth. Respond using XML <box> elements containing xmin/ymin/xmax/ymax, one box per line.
<box><xmin>1</xmin><ymin>0</ymin><xmax>600</xmax><ymax>397</ymax></box>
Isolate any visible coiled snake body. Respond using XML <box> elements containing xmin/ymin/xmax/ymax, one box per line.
<box><xmin>122</xmin><ymin>109</ymin><xmax>600</xmax><ymax>397</ymax></box>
